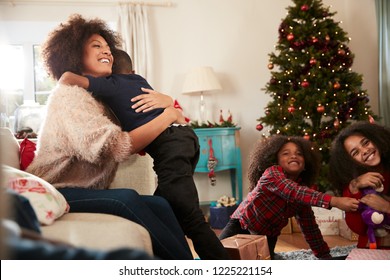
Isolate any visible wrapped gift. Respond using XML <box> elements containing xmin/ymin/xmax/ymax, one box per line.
<box><xmin>346</xmin><ymin>248</ymin><xmax>390</xmax><ymax>260</ymax></box>
<box><xmin>338</xmin><ymin>218</ymin><xmax>359</xmax><ymax>241</ymax></box>
<box><xmin>209</xmin><ymin>204</ymin><xmax>238</xmax><ymax>229</ymax></box>
<box><xmin>221</xmin><ymin>234</ymin><xmax>270</xmax><ymax>260</ymax></box>
<box><xmin>312</xmin><ymin>206</ymin><xmax>343</xmax><ymax>235</ymax></box>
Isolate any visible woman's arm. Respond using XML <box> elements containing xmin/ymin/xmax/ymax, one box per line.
<box><xmin>131</xmin><ymin>88</ymin><xmax>174</xmax><ymax>113</ymax></box>
<box><xmin>128</xmin><ymin>106</ymin><xmax>186</xmax><ymax>153</ymax></box>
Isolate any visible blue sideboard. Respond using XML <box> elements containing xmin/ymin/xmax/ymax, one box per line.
<box><xmin>193</xmin><ymin>127</ymin><xmax>243</xmax><ymax>202</ymax></box>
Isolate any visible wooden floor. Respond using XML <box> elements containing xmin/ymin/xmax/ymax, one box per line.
<box><xmin>275</xmin><ymin>233</ymin><xmax>357</xmax><ymax>252</ymax></box>
<box><xmin>187</xmin><ymin>230</ymin><xmax>357</xmax><ymax>258</ymax></box>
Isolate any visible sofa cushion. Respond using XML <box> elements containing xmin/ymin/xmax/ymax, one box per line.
<box><xmin>0</xmin><ymin>128</ymin><xmax>20</xmax><ymax>169</ymax></box>
<box><xmin>3</xmin><ymin>165</ymin><xmax>70</xmax><ymax>225</ymax></box>
<box><xmin>41</xmin><ymin>212</ymin><xmax>153</xmax><ymax>255</ymax></box>
<box><xmin>110</xmin><ymin>154</ymin><xmax>157</xmax><ymax>195</ymax></box>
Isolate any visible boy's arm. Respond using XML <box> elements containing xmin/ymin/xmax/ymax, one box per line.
<box><xmin>58</xmin><ymin>71</ymin><xmax>89</xmax><ymax>89</ymax></box>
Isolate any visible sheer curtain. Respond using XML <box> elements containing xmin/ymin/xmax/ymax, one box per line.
<box><xmin>376</xmin><ymin>0</ymin><xmax>390</xmax><ymax>125</ymax></box>
<box><xmin>117</xmin><ymin>3</ymin><xmax>152</xmax><ymax>81</ymax></box>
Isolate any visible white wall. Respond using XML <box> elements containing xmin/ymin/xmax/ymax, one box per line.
<box><xmin>0</xmin><ymin>0</ymin><xmax>379</xmax><ymax>201</ymax></box>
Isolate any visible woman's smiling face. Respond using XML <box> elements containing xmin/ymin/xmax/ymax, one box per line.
<box><xmin>82</xmin><ymin>34</ymin><xmax>113</xmax><ymax>77</ymax></box>
<box><xmin>344</xmin><ymin>134</ymin><xmax>381</xmax><ymax>167</ymax></box>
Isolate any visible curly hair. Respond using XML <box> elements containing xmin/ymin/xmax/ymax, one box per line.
<box><xmin>247</xmin><ymin>135</ymin><xmax>321</xmax><ymax>191</ymax></box>
<box><xmin>329</xmin><ymin>121</ymin><xmax>390</xmax><ymax>192</ymax></box>
<box><xmin>41</xmin><ymin>14</ymin><xmax>122</xmax><ymax>80</ymax></box>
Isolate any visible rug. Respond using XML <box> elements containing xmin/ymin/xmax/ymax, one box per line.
<box><xmin>274</xmin><ymin>244</ymin><xmax>357</xmax><ymax>260</ymax></box>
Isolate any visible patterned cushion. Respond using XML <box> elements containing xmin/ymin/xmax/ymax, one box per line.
<box><xmin>2</xmin><ymin>165</ymin><xmax>69</xmax><ymax>225</ymax></box>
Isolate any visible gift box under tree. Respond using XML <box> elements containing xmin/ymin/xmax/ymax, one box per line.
<box><xmin>209</xmin><ymin>195</ymin><xmax>238</xmax><ymax>229</ymax></box>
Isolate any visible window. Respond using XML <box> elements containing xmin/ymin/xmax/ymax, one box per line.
<box><xmin>33</xmin><ymin>45</ymin><xmax>55</xmax><ymax>105</ymax></box>
<box><xmin>0</xmin><ymin>44</ymin><xmax>54</xmax><ymax>132</ymax></box>
<box><xmin>0</xmin><ymin>45</ymin><xmax>24</xmax><ymax>117</ymax></box>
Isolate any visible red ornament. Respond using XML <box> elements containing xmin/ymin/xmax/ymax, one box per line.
<box><xmin>312</xmin><ymin>37</ymin><xmax>319</xmax><ymax>44</ymax></box>
<box><xmin>334</xmin><ymin>118</ymin><xmax>340</xmax><ymax>128</ymax></box>
<box><xmin>303</xmin><ymin>134</ymin><xmax>310</xmax><ymax>140</ymax></box>
<box><xmin>301</xmin><ymin>80</ymin><xmax>309</xmax><ymax>88</ymax></box>
<box><xmin>268</xmin><ymin>63</ymin><xmax>274</xmax><ymax>70</ymax></box>
<box><xmin>309</xmin><ymin>58</ymin><xmax>317</xmax><ymax>65</ymax></box>
<box><xmin>333</xmin><ymin>81</ymin><xmax>341</xmax><ymax>90</ymax></box>
<box><xmin>338</xmin><ymin>49</ymin><xmax>346</xmax><ymax>56</ymax></box>
<box><xmin>317</xmin><ymin>105</ymin><xmax>325</xmax><ymax>113</ymax></box>
<box><xmin>256</xmin><ymin>123</ymin><xmax>264</xmax><ymax>131</ymax></box>
<box><xmin>301</xmin><ymin>4</ymin><xmax>309</xmax><ymax>11</ymax></box>
<box><xmin>287</xmin><ymin>33</ymin><xmax>294</xmax><ymax>41</ymax></box>
<box><xmin>288</xmin><ymin>106</ymin><xmax>295</xmax><ymax>113</ymax></box>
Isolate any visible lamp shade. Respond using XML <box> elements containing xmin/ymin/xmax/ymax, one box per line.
<box><xmin>182</xmin><ymin>66</ymin><xmax>222</xmax><ymax>94</ymax></box>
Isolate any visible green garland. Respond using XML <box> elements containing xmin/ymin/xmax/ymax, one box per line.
<box><xmin>190</xmin><ymin>120</ymin><xmax>237</xmax><ymax>129</ymax></box>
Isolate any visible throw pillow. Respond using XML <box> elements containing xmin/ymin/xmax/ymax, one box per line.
<box><xmin>19</xmin><ymin>137</ymin><xmax>36</xmax><ymax>170</ymax></box>
<box><xmin>2</xmin><ymin>165</ymin><xmax>70</xmax><ymax>225</ymax></box>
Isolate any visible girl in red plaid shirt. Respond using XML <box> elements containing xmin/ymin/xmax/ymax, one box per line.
<box><xmin>219</xmin><ymin>135</ymin><xmax>359</xmax><ymax>259</ymax></box>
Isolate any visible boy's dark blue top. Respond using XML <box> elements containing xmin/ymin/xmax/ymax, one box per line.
<box><xmin>86</xmin><ymin>74</ymin><xmax>164</xmax><ymax>131</ymax></box>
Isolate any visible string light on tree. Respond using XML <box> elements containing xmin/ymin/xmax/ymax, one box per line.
<box><xmin>256</xmin><ymin>0</ymin><xmax>377</xmax><ymax>192</ymax></box>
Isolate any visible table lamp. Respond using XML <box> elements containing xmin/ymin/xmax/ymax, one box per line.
<box><xmin>182</xmin><ymin>66</ymin><xmax>222</xmax><ymax>122</ymax></box>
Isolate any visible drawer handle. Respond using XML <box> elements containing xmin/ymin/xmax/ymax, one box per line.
<box><xmin>207</xmin><ymin>138</ymin><xmax>218</xmax><ymax>186</ymax></box>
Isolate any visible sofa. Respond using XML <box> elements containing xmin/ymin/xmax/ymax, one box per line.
<box><xmin>0</xmin><ymin>127</ymin><xmax>157</xmax><ymax>256</ymax></box>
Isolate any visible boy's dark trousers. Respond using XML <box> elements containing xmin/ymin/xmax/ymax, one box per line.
<box><xmin>146</xmin><ymin>125</ymin><xmax>230</xmax><ymax>260</ymax></box>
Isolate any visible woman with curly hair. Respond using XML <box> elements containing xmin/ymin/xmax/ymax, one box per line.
<box><xmin>26</xmin><ymin>14</ymin><xmax>194</xmax><ymax>260</ymax></box>
<box><xmin>329</xmin><ymin>121</ymin><xmax>390</xmax><ymax>249</ymax></box>
<box><xmin>219</xmin><ymin>135</ymin><xmax>359</xmax><ymax>259</ymax></box>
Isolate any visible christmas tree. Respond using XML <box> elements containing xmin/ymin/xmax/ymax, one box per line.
<box><xmin>256</xmin><ymin>0</ymin><xmax>377</xmax><ymax>193</ymax></box>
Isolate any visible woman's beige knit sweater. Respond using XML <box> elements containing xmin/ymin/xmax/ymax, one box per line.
<box><xmin>27</xmin><ymin>84</ymin><xmax>133</xmax><ymax>189</ymax></box>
